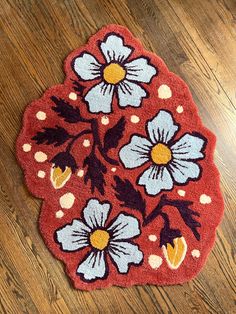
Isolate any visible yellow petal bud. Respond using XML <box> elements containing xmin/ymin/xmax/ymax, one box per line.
<box><xmin>162</xmin><ymin>236</ymin><xmax>187</xmax><ymax>269</ymax></box>
<box><xmin>50</xmin><ymin>165</ymin><xmax>72</xmax><ymax>189</ymax></box>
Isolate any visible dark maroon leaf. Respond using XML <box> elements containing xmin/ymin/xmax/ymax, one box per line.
<box><xmin>175</xmin><ymin>202</ymin><xmax>201</xmax><ymax>241</ymax></box>
<box><xmin>51</xmin><ymin>96</ymin><xmax>82</xmax><ymax>123</ymax></box>
<box><xmin>160</xmin><ymin>223</ymin><xmax>182</xmax><ymax>248</ymax></box>
<box><xmin>71</xmin><ymin>80</ymin><xmax>85</xmax><ymax>96</ymax></box>
<box><xmin>144</xmin><ymin>195</ymin><xmax>201</xmax><ymax>241</ymax></box>
<box><xmin>83</xmin><ymin>152</ymin><xmax>107</xmax><ymax>195</ymax></box>
<box><xmin>51</xmin><ymin>152</ymin><xmax>77</xmax><ymax>173</ymax></box>
<box><xmin>32</xmin><ymin>126</ymin><xmax>70</xmax><ymax>147</ymax></box>
<box><xmin>113</xmin><ymin>176</ymin><xmax>146</xmax><ymax>218</ymax></box>
<box><xmin>163</xmin><ymin>198</ymin><xmax>201</xmax><ymax>240</ymax></box>
<box><xmin>103</xmin><ymin>117</ymin><xmax>126</xmax><ymax>152</ymax></box>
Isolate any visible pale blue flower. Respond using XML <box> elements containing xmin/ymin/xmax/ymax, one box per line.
<box><xmin>73</xmin><ymin>34</ymin><xmax>157</xmax><ymax>113</ymax></box>
<box><xmin>55</xmin><ymin>199</ymin><xmax>143</xmax><ymax>282</ymax></box>
<box><xmin>119</xmin><ymin>110</ymin><xmax>205</xmax><ymax>195</ymax></box>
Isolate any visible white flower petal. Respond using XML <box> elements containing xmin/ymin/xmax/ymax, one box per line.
<box><xmin>169</xmin><ymin>159</ymin><xmax>201</xmax><ymax>184</ymax></box>
<box><xmin>125</xmin><ymin>57</ymin><xmax>157</xmax><ymax>83</ymax></box>
<box><xmin>117</xmin><ymin>80</ymin><xmax>146</xmax><ymax>108</ymax></box>
<box><xmin>73</xmin><ymin>53</ymin><xmax>101</xmax><ymax>80</ymax></box>
<box><xmin>56</xmin><ymin>220</ymin><xmax>90</xmax><ymax>251</ymax></box>
<box><xmin>83</xmin><ymin>199</ymin><xmax>110</xmax><ymax>229</ymax></box>
<box><xmin>77</xmin><ymin>250</ymin><xmax>107</xmax><ymax>281</ymax></box>
<box><xmin>85</xmin><ymin>82</ymin><xmax>114</xmax><ymax>113</ymax></box>
<box><xmin>100</xmin><ymin>34</ymin><xmax>132</xmax><ymax>63</ymax></box>
<box><xmin>171</xmin><ymin>134</ymin><xmax>205</xmax><ymax>160</ymax></box>
<box><xmin>147</xmin><ymin>110</ymin><xmax>179</xmax><ymax>144</ymax></box>
<box><xmin>107</xmin><ymin>213</ymin><xmax>141</xmax><ymax>240</ymax></box>
<box><xmin>109</xmin><ymin>241</ymin><xmax>143</xmax><ymax>273</ymax></box>
<box><xmin>138</xmin><ymin>165</ymin><xmax>173</xmax><ymax>195</ymax></box>
<box><xmin>119</xmin><ymin>135</ymin><xmax>152</xmax><ymax>169</ymax></box>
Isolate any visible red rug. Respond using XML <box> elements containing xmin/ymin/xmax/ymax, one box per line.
<box><xmin>16</xmin><ymin>25</ymin><xmax>224</xmax><ymax>290</ymax></box>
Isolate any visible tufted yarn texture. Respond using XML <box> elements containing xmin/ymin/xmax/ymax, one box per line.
<box><xmin>16</xmin><ymin>25</ymin><xmax>224</xmax><ymax>290</ymax></box>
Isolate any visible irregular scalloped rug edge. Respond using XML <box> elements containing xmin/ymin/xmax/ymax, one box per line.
<box><xmin>16</xmin><ymin>24</ymin><xmax>224</xmax><ymax>290</ymax></box>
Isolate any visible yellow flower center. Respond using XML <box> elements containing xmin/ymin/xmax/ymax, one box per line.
<box><xmin>103</xmin><ymin>63</ymin><xmax>126</xmax><ymax>84</ymax></box>
<box><xmin>151</xmin><ymin>143</ymin><xmax>172</xmax><ymax>165</ymax></box>
<box><xmin>90</xmin><ymin>229</ymin><xmax>110</xmax><ymax>250</ymax></box>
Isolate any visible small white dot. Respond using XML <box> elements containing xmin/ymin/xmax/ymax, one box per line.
<box><xmin>111</xmin><ymin>167</ymin><xmax>117</xmax><ymax>172</ymax></box>
<box><xmin>200</xmin><ymin>194</ymin><xmax>212</xmax><ymax>204</ymax></box>
<box><xmin>191</xmin><ymin>249</ymin><xmax>200</xmax><ymax>258</ymax></box>
<box><xmin>101</xmin><ymin>116</ymin><xmax>109</xmax><ymax>125</ymax></box>
<box><xmin>148</xmin><ymin>235</ymin><xmax>157</xmax><ymax>242</ymax></box>
<box><xmin>130</xmin><ymin>115</ymin><xmax>140</xmax><ymax>123</ymax></box>
<box><xmin>158</xmin><ymin>84</ymin><xmax>172</xmax><ymax>99</ymax></box>
<box><xmin>37</xmin><ymin>170</ymin><xmax>46</xmax><ymax>178</ymax></box>
<box><xmin>69</xmin><ymin>92</ymin><xmax>77</xmax><ymax>101</ymax></box>
<box><xmin>34</xmin><ymin>151</ymin><xmax>47</xmax><ymax>162</ymax></box>
<box><xmin>178</xmin><ymin>189</ymin><xmax>186</xmax><ymax>197</ymax></box>
<box><xmin>22</xmin><ymin>143</ymin><xmax>31</xmax><ymax>152</ymax></box>
<box><xmin>59</xmin><ymin>192</ymin><xmax>75</xmax><ymax>209</ymax></box>
<box><xmin>148</xmin><ymin>255</ymin><xmax>163</xmax><ymax>269</ymax></box>
<box><xmin>36</xmin><ymin>111</ymin><xmax>46</xmax><ymax>120</ymax></box>
<box><xmin>176</xmin><ymin>105</ymin><xmax>184</xmax><ymax>113</ymax></box>
<box><xmin>77</xmin><ymin>169</ymin><xmax>84</xmax><ymax>177</ymax></box>
<box><xmin>56</xmin><ymin>210</ymin><xmax>64</xmax><ymax>219</ymax></box>
<box><xmin>83</xmin><ymin>139</ymin><xmax>90</xmax><ymax>147</ymax></box>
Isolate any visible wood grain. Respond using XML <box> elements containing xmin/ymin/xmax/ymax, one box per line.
<box><xmin>0</xmin><ymin>0</ymin><xmax>235</xmax><ymax>313</ymax></box>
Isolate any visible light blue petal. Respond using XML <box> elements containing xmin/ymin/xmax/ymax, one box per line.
<box><xmin>119</xmin><ymin>135</ymin><xmax>152</xmax><ymax>169</ymax></box>
<box><xmin>77</xmin><ymin>251</ymin><xmax>106</xmax><ymax>281</ymax></box>
<box><xmin>117</xmin><ymin>80</ymin><xmax>147</xmax><ymax>108</ymax></box>
<box><xmin>169</xmin><ymin>159</ymin><xmax>201</xmax><ymax>184</ymax></box>
<box><xmin>125</xmin><ymin>57</ymin><xmax>157</xmax><ymax>83</ymax></box>
<box><xmin>138</xmin><ymin>165</ymin><xmax>173</xmax><ymax>195</ymax></box>
<box><xmin>108</xmin><ymin>213</ymin><xmax>141</xmax><ymax>240</ymax></box>
<box><xmin>56</xmin><ymin>220</ymin><xmax>90</xmax><ymax>251</ymax></box>
<box><xmin>147</xmin><ymin>110</ymin><xmax>179</xmax><ymax>144</ymax></box>
<box><xmin>171</xmin><ymin>133</ymin><xmax>205</xmax><ymax>160</ymax></box>
<box><xmin>85</xmin><ymin>82</ymin><xmax>114</xmax><ymax>113</ymax></box>
<box><xmin>100</xmin><ymin>34</ymin><xmax>132</xmax><ymax>63</ymax></box>
<box><xmin>83</xmin><ymin>199</ymin><xmax>111</xmax><ymax>229</ymax></box>
<box><xmin>109</xmin><ymin>241</ymin><xmax>143</xmax><ymax>273</ymax></box>
<box><xmin>73</xmin><ymin>53</ymin><xmax>101</xmax><ymax>80</ymax></box>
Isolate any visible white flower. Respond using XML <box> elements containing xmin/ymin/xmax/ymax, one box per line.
<box><xmin>119</xmin><ymin>110</ymin><xmax>206</xmax><ymax>195</ymax></box>
<box><xmin>55</xmin><ymin>199</ymin><xmax>143</xmax><ymax>281</ymax></box>
<box><xmin>73</xmin><ymin>34</ymin><xmax>157</xmax><ymax>113</ymax></box>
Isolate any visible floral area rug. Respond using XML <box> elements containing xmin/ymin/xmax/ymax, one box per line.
<box><xmin>16</xmin><ymin>25</ymin><xmax>224</xmax><ymax>290</ymax></box>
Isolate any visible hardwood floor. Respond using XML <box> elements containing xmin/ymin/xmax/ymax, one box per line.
<box><xmin>0</xmin><ymin>0</ymin><xmax>235</xmax><ymax>313</ymax></box>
